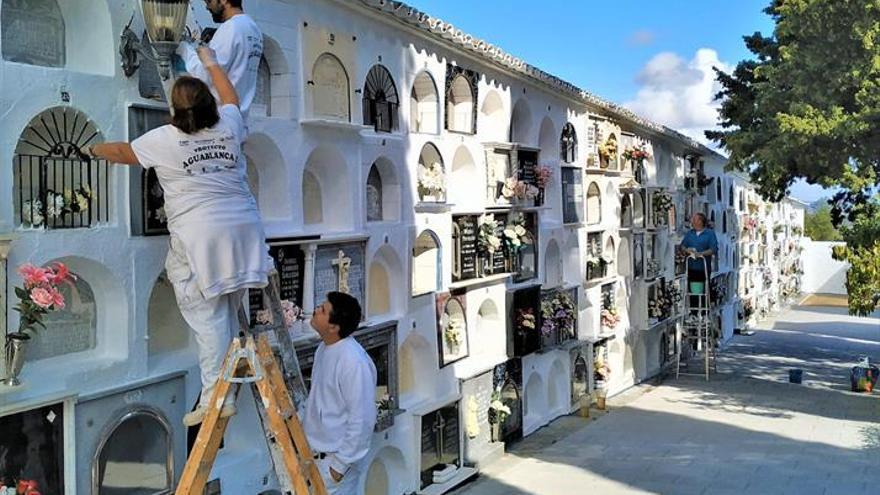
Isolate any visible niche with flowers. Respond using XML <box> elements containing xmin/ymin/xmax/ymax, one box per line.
<box><xmin>436</xmin><ymin>292</ymin><xmax>469</xmax><ymax>367</ymax></box>
<box><xmin>508</xmin><ymin>285</ymin><xmax>541</xmax><ymax>357</ymax></box>
<box><xmin>540</xmin><ymin>287</ymin><xmax>577</xmax><ymax>350</ymax></box>
<box><xmin>416</xmin><ymin>142</ymin><xmax>446</xmax><ymax>203</ymax></box>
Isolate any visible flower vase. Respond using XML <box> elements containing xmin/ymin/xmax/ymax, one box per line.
<box><xmin>4</xmin><ymin>332</ymin><xmax>31</xmax><ymax>387</ymax></box>
<box><xmin>595</xmin><ymin>383</ymin><xmax>608</xmax><ymax>410</ymax></box>
<box><xmin>481</xmin><ymin>254</ymin><xmax>493</xmax><ymax>277</ymax></box>
<box><xmin>490</xmin><ymin>421</ymin><xmax>501</xmax><ymax>443</ymax></box>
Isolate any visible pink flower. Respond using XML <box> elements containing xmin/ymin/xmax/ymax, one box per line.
<box><xmin>48</xmin><ymin>287</ymin><xmax>65</xmax><ymax>309</ymax></box>
<box><xmin>18</xmin><ymin>263</ymin><xmax>51</xmax><ymax>288</ymax></box>
<box><xmin>30</xmin><ymin>287</ymin><xmax>55</xmax><ymax>309</ymax></box>
<box><xmin>48</xmin><ymin>262</ymin><xmax>74</xmax><ymax>285</ymax></box>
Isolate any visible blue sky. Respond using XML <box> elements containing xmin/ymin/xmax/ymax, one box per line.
<box><xmin>407</xmin><ymin>0</ymin><xmax>827</xmax><ymax>203</ymax></box>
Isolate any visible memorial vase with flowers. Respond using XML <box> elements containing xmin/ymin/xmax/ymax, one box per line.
<box><xmin>6</xmin><ymin>262</ymin><xmax>75</xmax><ymax>386</ymax></box>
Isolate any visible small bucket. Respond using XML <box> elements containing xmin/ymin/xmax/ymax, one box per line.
<box><xmin>689</xmin><ymin>281</ymin><xmax>705</xmax><ymax>294</ymax></box>
<box><xmin>789</xmin><ymin>369</ymin><xmax>803</xmax><ymax>384</ymax></box>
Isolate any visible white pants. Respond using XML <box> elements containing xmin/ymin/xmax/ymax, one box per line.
<box><xmin>316</xmin><ymin>458</ymin><xmax>359</xmax><ymax>495</ymax></box>
<box><xmin>166</xmin><ymin>236</ymin><xmax>246</xmax><ymax>408</ymax></box>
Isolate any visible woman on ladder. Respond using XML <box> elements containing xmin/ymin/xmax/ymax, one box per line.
<box><xmin>85</xmin><ymin>47</ymin><xmax>270</xmax><ymax>426</ymax></box>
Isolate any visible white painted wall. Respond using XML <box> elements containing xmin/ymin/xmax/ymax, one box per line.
<box><xmin>802</xmin><ymin>240</ymin><xmax>848</xmax><ymax>295</ymax></box>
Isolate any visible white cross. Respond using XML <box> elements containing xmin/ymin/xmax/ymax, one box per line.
<box><xmin>331</xmin><ymin>250</ymin><xmax>352</xmax><ymax>294</ymax></box>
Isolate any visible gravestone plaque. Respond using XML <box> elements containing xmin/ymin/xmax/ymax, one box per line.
<box><xmin>0</xmin><ymin>402</ymin><xmax>65</xmax><ymax>492</ymax></box>
<box><xmin>486</xmin><ymin>149</ymin><xmax>511</xmax><ymax>204</ymax></box>
<box><xmin>509</xmin><ymin>285</ymin><xmax>541</xmax><ymax>357</ymax></box>
<box><xmin>633</xmin><ymin>233</ymin><xmax>645</xmax><ymax>280</ymax></box>
<box><xmin>492</xmin><ymin>214</ymin><xmax>508</xmax><ymax>273</ymax></box>
<box><xmin>128</xmin><ymin>106</ymin><xmax>171</xmax><ymax>236</ymax></box>
<box><xmin>570</xmin><ymin>344</ymin><xmax>590</xmax><ymax>407</ymax></box>
<box><xmin>420</xmin><ymin>403</ymin><xmax>461</xmax><ymax>489</ymax></box>
<box><xmin>455</xmin><ymin>216</ymin><xmax>478</xmax><ymax>281</ymax></box>
<box><xmin>1</xmin><ymin>0</ymin><xmax>65</xmax><ymax>68</ymax></box>
<box><xmin>249</xmin><ymin>242</ymin><xmax>306</xmax><ymax>323</ymax></box>
<box><xmin>517</xmin><ymin>149</ymin><xmax>538</xmax><ymax>186</ymax></box>
<box><xmin>313</xmin><ymin>241</ymin><xmax>366</xmax><ymax>310</ymax></box>
<box><xmin>492</xmin><ymin>358</ymin><xmax>523</xmax><ymax>443</ymax></box>
<box><xmin>562</xmin><ymin>167</ymin><xmax>584</xmax><ymax>224</ymax></box>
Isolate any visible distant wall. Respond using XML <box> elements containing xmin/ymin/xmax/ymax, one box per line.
<box><xmin>802</xmin><ymin>240</ymin><xmax>848</xmax><ymax>295</ymax></box>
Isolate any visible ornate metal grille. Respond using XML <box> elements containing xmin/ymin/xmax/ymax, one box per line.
<box><xmin>13</xmin><ymin>107</ymin><xmax>108</xmax><ymax>229</ymax></box>
<box><xmin>362</xmin><ymin>64</ymin><xmax>399</xmax><ymax>132</ymax></box>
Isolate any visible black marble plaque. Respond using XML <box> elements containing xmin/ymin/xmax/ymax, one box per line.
<box><xmin>420</xmin><ymin>403</ymin><xmax>461</xmax><ymax>489</ymax></box>
<box><xmin>517</xmin><ymin>149</ymin><xmax>538</xmax><ymax>185</ymax></box>
<box><xmin>249</xmin><ymin>243</ymin><xmax>305</xmax><ymax>323</ymax></box>
<box><xmin>492</xmin><ymin>359</ymin><xmax>523</xmax><ymax>443</ymax></box>
<box><xmin>509</xmin><ymin>285</ymin><xmax>542</xmax><ymax>357</ymax></box>
<box><xmin>456</xmin><ymin>216</ymin><xmax>478</xmax><ymax>281</ymax></box>
<box><xmin>492</xmin><ymin>214</ymin><xmax>508</xmax><ymax>272</ymax></box>
<box><xmin>562</xmin><ymin>167</ymin><xmax>584</xmax><ymax>224</ymax></box>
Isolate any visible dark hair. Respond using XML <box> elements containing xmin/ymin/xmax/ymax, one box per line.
<box><xmin>327</xmin><ymin>292</ymin><xmax>362</xmax><ymax>338</ymax></box>
<box><xmin>170</xmin><ymin>76</ymin><xmax>220</xmax><ymax>134</ymax></box>
<box><xmin>229</xmin><ymin>0</ymin><xmax>243</xmax><ymax>8</ymax></box>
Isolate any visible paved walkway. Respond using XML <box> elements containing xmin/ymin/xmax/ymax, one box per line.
<box><xmin>453</xmin><ymin>305</ymin><xmax>880</xmax><ymax>495</ymax></box>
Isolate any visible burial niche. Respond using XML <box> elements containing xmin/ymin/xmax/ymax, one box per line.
<box><xmin>410</xmin><ymin>71</ymin><xmax>439</xmax><ymax>134</ymax></box>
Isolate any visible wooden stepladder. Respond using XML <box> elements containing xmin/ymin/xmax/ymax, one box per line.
<box><xmin>175</xmin><ymin>273</ymin><xmax>327</xmax><ymax>495</ymax></box>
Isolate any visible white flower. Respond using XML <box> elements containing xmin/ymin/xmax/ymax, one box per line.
<box><xmin>45</xmin><ymin>191</ymin><xmax>66</xmax><ymax>218</ymax></box>
<box><xmin>490</xmin><ymin>400</ymin><xmax>511</xmax><ymax>415</ymax></box>
<box><xmin>22</xmin><ymin>199</ymin><xmax>44</xmax><ymax>227</ymax></box>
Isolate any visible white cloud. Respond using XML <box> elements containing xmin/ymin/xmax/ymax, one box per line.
<box><xmin>624</xmin><ymin>48</ymin><xmax>732</xmax><ymax>146</ymax></box>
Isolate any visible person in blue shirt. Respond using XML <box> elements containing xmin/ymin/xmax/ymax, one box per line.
<box><xmin>679</xmin><ymin>212</ymin><xmax>718</xmax><ymax>309</ymax></box>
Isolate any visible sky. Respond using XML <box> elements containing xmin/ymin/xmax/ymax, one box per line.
<box><xmin>406</xmin><ymin>0</ymin><xmax>828</xmax><ymax>203</ymax></box>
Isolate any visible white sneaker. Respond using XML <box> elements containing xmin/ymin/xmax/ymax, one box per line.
<box><xmin>182</xmin><ymin>403</ymin><xmax>237</xmax><ymax>427</ymax></box>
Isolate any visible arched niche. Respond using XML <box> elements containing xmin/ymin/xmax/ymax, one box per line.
<box><xmin>410</xmin><ymin>71</ymin><xmax>439</xmax><ymax>134</ymax></box>
<box><xmin>560</xmin><ymin>123</ymin><xmax>577</xmax><ymax>163</ymax></box>
<box><xmin>364</xmin><ymin>447</ymin><xmax>407</xmax><ymax>495</ymax></box>
<box><xmin>13</xmin><ymin>106</ymin><xmax>107</xmax><ymax>229</ymax></box>
<box><xmin>363</xmin><ymin>64</ymin><xmax>400</xmax><ymax>132</ymax></box>
<box><xmin>310</xmin><ymin>52</ymin><xmax>350</xmax><ymax>121</ymax></box>
<box><xmin>510</xmin><ymin>98</ymin><xmax>533</xmax><ymax>144</ymax></box>
<box><xmin>617</xmin><ymin>237</ymin><xmax>632</xmax><ymax>278</ymax></box>
<box><xmin>412</xmin><ymin>230</ymin><xmax>441</xmax><ymax>296</ymax></box>
<box><xmin>93</xmin><ymin>409</ymin><xmax>172</xmax><ymax>493</ymax></box>
<box><xmin>621</xmin><ymin>194</ymin><xmax>633</xmax><ymax>227</ymax></box>
<box><xmin>148</xmin><ymin>272</ymin><xmax>191</xmax><ymax>356</ymax></box>
<box><xmin>480</xmin><ymin>89</ymin><xmax>507</xmax><ymax>141</ymax></box>
<box><xmin>722</xmin><ymin>211</ymin><xmax>728</xmax><ymax>234</ymax></box>
<box><xmin>563</xmin><ymin>234</ymin><xmax>580</xmax><ymax>285</ymax></box>
<box><xmin>633</xmin><ymin>190</ymin><xmax>645</xmax><ymax>227</ymax></box>
<box><xmin>441</xmin><ymin>297</ymin><xmax>468</xmax><ymax>361</ymax></box>
<box><xmin>450</xmin><ymin>145</ymin><xmax>478</xmax><ymax>206</ymax></box>
<box><xmin>544</xmin><ymin>239</ymin><xmax>562</xmax><ymax>288</ymax></box>
<box><xmin>524</xmin><ymin>372</ymin><xmax>545</xmax><ymax>418</ymax></box>
<box><xmin>549</xmin><ymin>359</ymin><xmax>567</xmax><ymax>412</ymax></box>
<box><xmin>368</xmin><ymin>245</ymin><xmax>404</xmax><ymax>317</ymax></box>
<box><xmin>537</xmin><ymin>117</ymin><xmax>557</xmax><ymax>159</ymax></box>
<box><xmin>366</xmin><ymin>157</ymin><xmax>401</xmax><ymax>222</ymax></box>
<box><xmin>243</xmin><ymin>133</ymin><xmax>286</xmax><ymax>220</ymax></box>
<box><xmin>399</xmin><ymin>333</ymin><xmax>434</xmax><ymax>402</ymax></box>
<box><xmin>586</xmin><ymin>182</ymin><xmax>602</xmax><ymax>225</ymax></box>
<box><xmin>252</xmin><ymin>56</ymin><xmax>272</xmax><ymax>118</ymax></box>
<box><xmin>604</xmin><ymin>236</ymin><xmax>616</xmax><ymax>275</ymax></box>
<box><xmin>416</xmin><ymin>142</ymin><xmax>446</xmax><ymax>203</ymax></box>
<box><xmin>302</xmin><ymin>146</ymin><xmax>352</xmax><ymax>230</ymax></box>
<box><xmin>27</xmin><ymin>256</ymin><xmax>126</xmax><ymax>361</ymax></box>
<box><xmin>604</xmin><ymin>182</ymin><xmax>617</xmax><ymax>225</ymax></box>
<box><xmin>446</xmin><ymin>74</ymin><xmax>475</xmax><ymax>133</ymax></box>
<box><xmin>2</xmin><ymin>0</ymin><xmax>113</xmax><ymax>74</ymax></box>
<box><xmin>600</xmin><ymin>134</ymin><xmax>619</xmax><ymax>170</ymax></box>
<box><xmin>728</xmin><ymin>184</ymin><xmax>735</xmax><ymax>207</ymax></box>
<box><xmin>476</xmin><ymin>299</ymin><xmax>500</xmax><ymax>332</ymax></box>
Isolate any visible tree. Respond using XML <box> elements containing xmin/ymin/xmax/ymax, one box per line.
<box><xmin>804</xmin><ymin>205</ymin><xmax>842</xmax><ymax>241</ymax></box>
<box><xmin>708</xmin><ymin>0</ymin><xmax>880</xmax><ymax>316</ymax></box>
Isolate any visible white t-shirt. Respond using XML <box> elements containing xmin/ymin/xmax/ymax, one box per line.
<box><xmin>303</xmin><ymin>338</ymin><xmax>378</xmax><ymax>475</ymax></box>
<box><xmin>131</xmin><ymin>104</ymin><xmax>270</xmax><ymax>299</ymax></box>
<box><xmin>180</xmin><ymin>14</ymin><xmax>263</xmax><ymax>121</ymax></box>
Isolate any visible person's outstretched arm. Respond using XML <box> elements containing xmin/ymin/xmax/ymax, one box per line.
<box><xmin>198</xmin><ymin>46</ymin><xmax>239</xmax><ymax>107</ymax></box>
<box><xmin>87</xmin><ymin>143</ymin><xmax>139</xmax><ymax>165</ymax></box>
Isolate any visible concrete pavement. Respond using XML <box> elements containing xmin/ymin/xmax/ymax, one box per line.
<box><xmin>452</xmin><ymin>305</ymin><xmax>880</xmax><ymax>495</ymax></box>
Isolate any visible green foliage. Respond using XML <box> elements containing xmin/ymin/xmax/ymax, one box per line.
<box><xmin>804</xmin><ymin>204</ymin><xmax>842</xmax><ymax>241</ymax></box>
<box><xmin>710</xmin><ymin>0</ymin><xmax>880</xmax><ymax>315</ymax></box>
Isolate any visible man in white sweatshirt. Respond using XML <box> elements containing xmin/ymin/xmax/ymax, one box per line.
<box><xmin>178</xmin><ymin>0</ymin><xmax>263</xmax><ymax>121</ymax></box>
<box><xmin>304</xmin><ymin>292</ymin><xmax>377</xmax><ymax>494</ymax></box>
